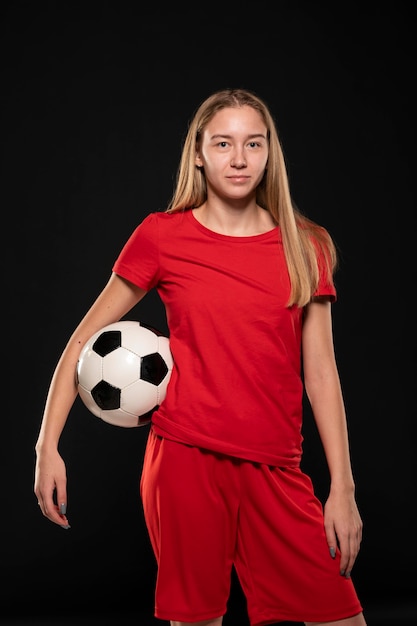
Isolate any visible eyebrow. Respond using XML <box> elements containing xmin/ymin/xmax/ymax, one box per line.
<box><xmin>209</xmin><ymin>133</ymin><xmax>267</xmax><ymax>140</ymax></box>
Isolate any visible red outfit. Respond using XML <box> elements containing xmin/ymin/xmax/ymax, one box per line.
<box><xmin>141</xmin><ymin>431</ymin><xmax>363</xmax><ymax>625</ymax></box>
<box><xmin>113</xmin><ymin>209</ymin><xmax>335</xmax><ymax>466</ymax></box>
<box><xmin>113</xmin><ymin>209</ymin><xmax>363</xmax><ymax>624</ymax></box>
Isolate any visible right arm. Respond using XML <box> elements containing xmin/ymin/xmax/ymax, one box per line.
<box><xmin>34</xmin><ymin>273</ymin><xmax>147</xmax><ymax>527</ymax></box>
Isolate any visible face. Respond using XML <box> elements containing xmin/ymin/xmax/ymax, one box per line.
<box><xmin>195</xmin><ymin>105</ymin><xmax>269</xmax><ymax>202</ymax></box>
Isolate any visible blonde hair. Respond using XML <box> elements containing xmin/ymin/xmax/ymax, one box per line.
<box><xmin>166</xmin><ymin>88</ymin><xmax>337</xmax><ymax>307</ymax></box>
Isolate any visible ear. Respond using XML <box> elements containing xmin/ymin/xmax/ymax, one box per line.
<box><xmin>195</xmin><ymin>153</ymin><xmax>203</xmax><ymax>168</ymax></box>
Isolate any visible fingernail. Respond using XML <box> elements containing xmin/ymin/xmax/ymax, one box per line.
<box><xmin>60</xmin><ymin>524</ymin><xmax>71</xmax><ymax>530</ymax></box>
<box><xmin>345</xmin><ymin>572</ymin><xmax>351</xmax><ymax>579</ymax></box>
<box><xmin>340</xmin><ymin>569</ymin><xmax>345</xmax><ymax>576</ymax></box>
<box><xmin>329</xmin><ymin>547</ymin><xmax>336</xmax><ymax>558</ymax></box>
<box><xmin>60</xmin><ymin>503</ymin><xmax>67</xmax><ymax>515</ymax></box>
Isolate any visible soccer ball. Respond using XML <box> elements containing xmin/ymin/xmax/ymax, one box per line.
<box><xmin>76</xmin><ymin>320</ymin><xmax>173</xmax><ymax>428</ymax></box>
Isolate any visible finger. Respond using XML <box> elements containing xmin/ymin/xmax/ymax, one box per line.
<box><xmin>36</xmin><ymin>494</ymin><xmax>47</xmax><ymax>517</ymax></box>
<box><xmin>56</xmin><ymin>490</ymin><xmax>68</xmax><ymax>517</ymax></box>
<box><xmin>323</xmin><ymin>524</ymin><xmax>338</xmax><ymax>559</ymax></box>
<box><xmin>340</xmin><ymin>534</ymin><xmax>360</xmax><ymax>578</ymax></box>
<box><xmin>57</xmin><ymin>500</ymin><xmax>71</xmax><ymax>529</ymax></box>
<box><xmin>55</xmin><ymin>485</ymin><xmax>70</xmax><ymax>527</ymax></box>
<box><xmin>337</xmin><ymin>536</ymin><xmax>351</xmax><ymax>577</ymax></box>
<box><xmin>36</xmin><ymin>493</ymin><xmax>70</xmax><ymax>528</ymax></box>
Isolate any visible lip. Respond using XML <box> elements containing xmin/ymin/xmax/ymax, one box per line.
<box><xmin>227</xmin><ymin>175</ymin><xmax>250</xmax><ymax>182</ymax></box>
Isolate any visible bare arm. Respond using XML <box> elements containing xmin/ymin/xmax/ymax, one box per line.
<box><xmin>34</xmin><ymin>273</ymin><xmax>147</xmax><ymax>526</ymax></box>
<box><xmin>302</xmin><ymin>298</ymin><xmax>363</xmax><ymax>578</ymax></box>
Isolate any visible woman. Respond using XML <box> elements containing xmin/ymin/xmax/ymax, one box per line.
<box><xmin>35</xmin><ymin>88</ymin><xmax>366</xmax><ymax>625</ymax></box>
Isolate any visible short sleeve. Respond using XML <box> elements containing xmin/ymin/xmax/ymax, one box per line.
<box><xmin>112</xmin><ymin>212</ymin><xmax>160</xmax><ymax>291</ymax></box>
<box><xmin>313</xmin><ymin>243</ymin><xmax>337</xmax><ymax>302</ymax></box>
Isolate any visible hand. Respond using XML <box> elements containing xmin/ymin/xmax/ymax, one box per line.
<box><xmin>323</xmin><ymin>489</ymin><xmax>363</xmax><ymax>578</ymax></box>
<box><xmin>34</xmin><ymin>448</ymin><xmax>70</xmax><ymax>528</ymax></box>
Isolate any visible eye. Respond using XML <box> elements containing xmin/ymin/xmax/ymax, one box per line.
<box><xmin>248</xmin><ymin>141</ymin><xmax>262</xmax><ymax>148</ymax></box>
<box><xmin>217</xmin><ymin>141</ymin><xmax>229</xmax><ymax>148</ymax></box>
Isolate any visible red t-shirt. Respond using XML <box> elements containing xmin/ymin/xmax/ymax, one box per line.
<box><xmin>113</xmin><ymin>210</ymin><xmax>336</xmax><ymax>466</ymax></box>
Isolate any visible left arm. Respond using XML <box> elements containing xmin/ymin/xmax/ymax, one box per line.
<box><xmin>302</xmin><ymin>297</ymin><xmax>363</xmax><ymax>578</ymax></box>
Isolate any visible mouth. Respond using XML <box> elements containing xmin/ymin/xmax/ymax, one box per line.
<box><xmin>227</xmin><ymin>175</ymin><xmax>250</xmax><ymax>182</ymax></box>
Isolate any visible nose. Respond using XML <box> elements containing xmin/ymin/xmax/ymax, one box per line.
<box><xmin>230</xmin><ymin>149</ymin><xmax>246</xmax><ymax>168</ymax></box>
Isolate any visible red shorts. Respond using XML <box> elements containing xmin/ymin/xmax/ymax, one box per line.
<box><xmin>140</xmin><ymin>429</ymin><xmax>363</xmax><ymax>625</ymax></box>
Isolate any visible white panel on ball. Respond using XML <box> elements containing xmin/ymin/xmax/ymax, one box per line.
<box><xmin>76</xmin><ymin>320</ymin><xmax>173</xmax><ymax>428</ymax></box>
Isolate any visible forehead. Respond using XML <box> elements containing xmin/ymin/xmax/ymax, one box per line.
<box><xmin>204</xmin><ymin>105</ymin><xmax>266</xmax><ymax>136</ymax></box>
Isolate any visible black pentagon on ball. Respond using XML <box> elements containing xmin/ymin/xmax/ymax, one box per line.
<box><xmin>93</xmin><ymin>330</ymin><xmax>122</xmax><ymax>357</ymax></box>
<box><xmin>92</xmin><ymin>381</ymin><xmax>121</xmax><ymax>410</ymax></box>
<box><xmin>141</xmin><ymin>352</ymin><xmax>169</xmax><ymax>385</ymax></box>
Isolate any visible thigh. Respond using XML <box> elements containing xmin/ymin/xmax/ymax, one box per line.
<box><xmin>140</xmin><ymin>431</ymin><xmax>240</xmax><ymax>622</ymax></box>
<box><xmin>235</xmin><ymin>464</ymin><xmax>363</xmax><ymax>625</ymax></box>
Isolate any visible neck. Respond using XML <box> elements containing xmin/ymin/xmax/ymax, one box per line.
<box><xmin>192</xmin><ymin>202</ymin><xmax>276</xmax><ymax>236</ymax></box>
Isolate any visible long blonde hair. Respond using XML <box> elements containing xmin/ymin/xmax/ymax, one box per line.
<box><xmin>166</xmin><ymin>88</ymin><xmax>337</xmax><ymax>307</ymax></box>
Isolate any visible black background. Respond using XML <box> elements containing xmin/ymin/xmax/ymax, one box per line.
<box><xmin>2</xmin><ymin>2</ymin><xmax>416</xmax><ymax>624</ymax></box>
